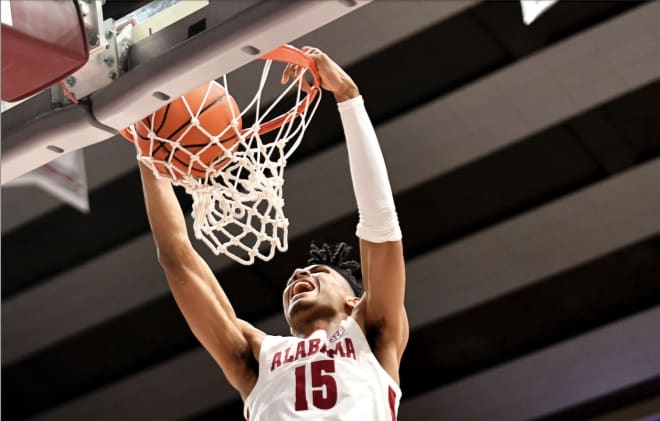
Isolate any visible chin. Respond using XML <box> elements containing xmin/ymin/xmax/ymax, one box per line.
<box><xmin>288</xmin><ymin>297</ymin><xmax>316</xmax><ymax>318</ymax></box>
<box><xmin>289</xmin><ymin>297</ymin><xmax>313</xmax><ymax>312</ymax></box>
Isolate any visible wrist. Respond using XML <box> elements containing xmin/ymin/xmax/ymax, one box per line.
<box><xmin>334</xmin><ymin>83</ymin><xmax>360</xmax><ymax>103</ymax></box>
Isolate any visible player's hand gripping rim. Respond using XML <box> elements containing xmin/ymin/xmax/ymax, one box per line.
<box><xmin>281</xmin><ymin>46</ymin><xmax>359</xmax><ymax>101</ymax></box>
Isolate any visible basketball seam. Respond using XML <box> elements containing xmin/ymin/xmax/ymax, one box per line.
<box><xmin>144</xmin><ymin>132</ymin><xmax>238</xmax><ymax>178</ymax></box>
<box><xmin>159</xmin><ymin>142</ymin><xmax>208</xmax><ymax>175</ymax></box>
<box><xmin>154</xmin><ymin>103</ymin><xmax>172</xmax><ymax>136</ymax></box>
<box><xmin>164</xmin><ymin>94</ymin><xmax>229</xmax><ymax>140</ymax></box>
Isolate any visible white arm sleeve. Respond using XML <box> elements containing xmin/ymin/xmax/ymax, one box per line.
<box><xmin>337</xmin><ymin>95</ymin><xmax>402</xmax><ymax>243</ymax></box>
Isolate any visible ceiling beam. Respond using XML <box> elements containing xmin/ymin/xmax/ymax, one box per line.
<box><xmin>405</xmin><ymin>157</ymin><xmax>660</xmax><ymax>327</ymax></box>
<box><xmin>586</xmin><ymin>395</ymin><xmax>660</xmax><ymax>421</ymax></box>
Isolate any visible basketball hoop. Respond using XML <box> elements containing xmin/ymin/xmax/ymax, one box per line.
<box><xmin>122</xmin><ymin>45</ymin><xmax>322</xmax><ymax>264</ymax></box>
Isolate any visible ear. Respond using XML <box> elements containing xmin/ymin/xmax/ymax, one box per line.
<box><xmin>344</xmin><ymin>296</ymin><xmax>361</xmax><ymax>315</ymax></box>
<box><xmin>290</xmin><ymin>327</ymin><xmax>296</xmax><ymax>336</ymax></box>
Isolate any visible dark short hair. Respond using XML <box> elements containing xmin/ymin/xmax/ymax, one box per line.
<box><xmin>307</xmin><ymin>242</ymin><xmax>363</xmax><ymax>297</ymax></box>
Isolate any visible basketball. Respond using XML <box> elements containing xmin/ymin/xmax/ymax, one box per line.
<box><xmin>121</xmin><ymin>81</ymin><xmax>242</xmax><ymax>179</ymax></box>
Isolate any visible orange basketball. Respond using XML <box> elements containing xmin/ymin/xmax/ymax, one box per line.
<box><xmin>121</xmin><ymin>82</ymin><xmax>242</xmax><ymax>179</ymax></box>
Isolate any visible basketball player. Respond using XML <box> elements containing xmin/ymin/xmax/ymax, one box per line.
<box><xmin>139</xmin><ymin>46</ymin><xmax>407</xmax><ymax>420</ymax></box>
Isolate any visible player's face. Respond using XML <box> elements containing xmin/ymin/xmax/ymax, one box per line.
<box><xmin>282</xmin><ymin>264</ymin><xmax>354</xmax><ymax>322</ymax></box>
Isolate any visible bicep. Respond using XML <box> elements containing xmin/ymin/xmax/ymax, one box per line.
<box><xmin>360</xmin><ymin>239</ymin><xmax>408</xmax><ymax>339</ymax></box>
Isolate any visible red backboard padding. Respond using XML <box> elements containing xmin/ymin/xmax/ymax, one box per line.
<box><xmin>1</xmin><ymin>0</ymin><xmax>88</xmax><ymax>102</ymax></box>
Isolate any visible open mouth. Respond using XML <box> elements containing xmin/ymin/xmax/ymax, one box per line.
<box><xmin>290</xmin><ymin>279</ymin><xmax>314</xmax><ymax>302</ymax></box>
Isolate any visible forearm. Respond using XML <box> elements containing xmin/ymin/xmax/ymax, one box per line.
<box><xmin>139</xmin><ymin>164</ymin><xmax>255</xmax><ymax>392</ymax></box>
<box><xmin>338</xmin><ymin>95</ymin><xmax>402</xmax><ymax>243</ymax></box>
<box><xmin>301</xmin><ymin>47</ymin><xmax>400</xmax><ymax>242</ymax></box>
<box><xmin>139</xmin><ymin>162</ymin><xmax>191</xmax><ymax>261</ymax></box>
<box><xmin>139</xmin><ymin>163</ymin><xmax>228</xmax><ymax>306</ymax></box>
<box><xmin>164</xmin><ymin>245</ymin><xmax>255</xmax><ymax>393</ymax></box>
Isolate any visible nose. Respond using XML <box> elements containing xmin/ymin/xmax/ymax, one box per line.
<box><xmin>292</xmin><ymin>268</ymin><xmax>311</xmax><ymax>280</ymax></box>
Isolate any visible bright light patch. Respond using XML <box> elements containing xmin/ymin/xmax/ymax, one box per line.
<box><xmin>1</xmin><ymin>0</ymin><xmax>13</xmax><ymax>26</ymax></box>
<box><xmin>520</xmin><ymin>0</ymin><xmax>559</xmax><ymax>25</ymax></box>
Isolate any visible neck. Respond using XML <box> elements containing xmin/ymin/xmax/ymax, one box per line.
<box><xmin>292</xmin><ymin>313</ymin><xmax>348</xmax><ymax>338</ymax></box>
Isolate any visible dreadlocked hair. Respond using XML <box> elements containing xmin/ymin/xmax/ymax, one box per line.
<box><xmin>307</xmin><ymin>242</ymin><xmax>363</xmax><ymax>297</ymax></box>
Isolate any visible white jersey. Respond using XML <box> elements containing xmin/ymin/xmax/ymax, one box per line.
<box><xmin>244</xmin><ymin>316</ymin><xmax>401</xmax><ymax>420</ymax></box>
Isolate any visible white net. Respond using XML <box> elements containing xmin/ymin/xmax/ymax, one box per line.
<box><xmin>123</xmin><ymin>53</ymin><xmax>321</xmax><ymax>264</ymax></box>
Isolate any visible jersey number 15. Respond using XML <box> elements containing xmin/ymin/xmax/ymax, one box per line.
<box><xmin>294</xmin><ymin>360</ymin><xmax>337</xmax><ymax>410</ymax></box>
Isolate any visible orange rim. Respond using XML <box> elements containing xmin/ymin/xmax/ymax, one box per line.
<box><xmin>121</xmin><ymin>45</ymin><xmax>320</xmax><ymax>143</ymax></box>
<box><xmin>248</xmin><ymin>44</ymin><xmax>320</xmax><ymax>137</ymax></box>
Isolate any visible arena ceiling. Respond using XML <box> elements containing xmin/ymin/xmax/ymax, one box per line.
<box><xmin>2</xmin><ymin>1</ymin><xmax>660</xmax><ymax>420</ymax></box>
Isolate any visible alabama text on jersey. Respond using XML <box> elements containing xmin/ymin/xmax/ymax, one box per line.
<box><xmin>244</xmin><ymin>316</ymin><xmax>401</xmax><ymax>420</ymax></box>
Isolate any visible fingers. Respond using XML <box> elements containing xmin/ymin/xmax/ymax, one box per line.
<box><xmin>282</xmin><ymin>63</ymin><xmax>300</xmax><ymax>83</ymax></box>
<box><xmin>281</xmin><ymin>64</ymin><xmax>288</xmax><ymax>84</ymax></box>
<box><xmin>282</xmin><ymin>64</ymin><xmax>301</xmax><ymax>84</ymax></box>
<box><xmin>282</xmin><ymin>63</ymin><xmax>314</xmax><ymax>94</ymax></box>
<box><xmin>281</xmin><ymin>46</ymin><xmax>324</xmax><ymax>91</ymax></box>
<box><xmin>302</xmin><ymin>46</ymin><xmax>322</xmax><ymax>56</ymax></box>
